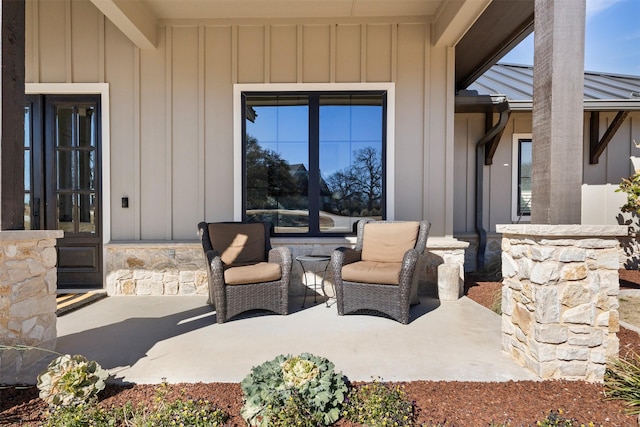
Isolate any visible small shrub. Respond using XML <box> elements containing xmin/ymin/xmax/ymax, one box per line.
<box><xmin>490</xmin><ymin>287</ymin><xmax>503</xmax><ymax>315</ymax></box>
<box><xmin>119</xmin><ymin>381</ymin><xmax>229</xmax><ymax>427</ymax></box>
<box><xmin>534</xmin><ymin>409</ymin><xmax>600</xmax><ymax>426</ymax></box>
<box><xmin>617</xmin><ymin>172</ymin><xmax>640</xmax><ymax>214</ymax></box>
<box><xmin>474</xmin><ymin>255</ymin><xmax>503</xmax><ymax>281</ymax></box>
<box><xmin>343</xmin><ymin>379</ymin><xmax>415</xmax><ymax>427</ymax></box>
<box><xmin>37</xmin><ymin>354</ymin><xmax>109</xmax><ymax>407</ymax></box>
<box><xmin>605</xmin><ymin>353</ymin><xmax>640</xmax><ymax>414</ymax></box>
<box><xmin>43</xmin><ymin>400</ymin><xmax>117</xmax><ymax>427</ymax></box>
<box><xmin>241</xmin><ymin>353</ymin><xmax>348</xmax><ymax>426</ymax></box>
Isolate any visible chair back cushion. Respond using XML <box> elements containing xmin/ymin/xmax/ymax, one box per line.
<box><xmin>361</xmin><ymin>221</ymin><xmax>420</xmax><ymax>263</ymax></box>
<box><xmin>208</xmin><ymin>223</ymin><xmax>266</xmax><ymax>265</ymax></box>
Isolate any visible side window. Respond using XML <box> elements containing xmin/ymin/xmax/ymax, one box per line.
<box><xmin>243</xmin><ymin>91</ymin><xmax>386</xmax><ymax>236</ymax></box>
<box><xmin>512</xmin><ymin>135</ymin><xmax>532</xmax><ymax>222</ymax></box>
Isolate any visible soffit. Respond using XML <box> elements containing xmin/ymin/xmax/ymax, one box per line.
<box><xmin>455</xmin><ymin>0</ymin><xmax>534</xmax><ymax>91</ymax></box>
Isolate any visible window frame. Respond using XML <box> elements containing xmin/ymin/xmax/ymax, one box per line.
<box><xmin>511</xmin><ymin>133</ymin><xmax>532</xmax><ymax>222</ymax></box>
<box><xmin>233</xmin><ymin>83</ymin><xmax>395</xmax><ymax>236</ymax></box>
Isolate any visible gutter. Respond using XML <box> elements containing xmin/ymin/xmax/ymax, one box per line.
<box><xmin>474</xmin><ymin>99</ymin><xmax>510</xmax><ymax>270</ymax></box>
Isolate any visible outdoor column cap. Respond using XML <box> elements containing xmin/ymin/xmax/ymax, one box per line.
<box><xmin>496</xmin><ymin>224</ymin><xmax>628</xmax><ymax>237</ymax></box>
<box><xmin>0</xmin><ymin>230</ymin><xmax>64</xmax><ymax>242</ymax></box>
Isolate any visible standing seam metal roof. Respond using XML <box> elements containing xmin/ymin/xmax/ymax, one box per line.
<box><xmin>468</xmin><ymin>63</ymin><xmax>640</xmax><ymax>102</ymax></box>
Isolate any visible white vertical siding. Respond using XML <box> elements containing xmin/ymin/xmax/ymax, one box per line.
<box><xmin>27</xmin><ymin>1</ymin><xmax>451</xmax><ymax>240</ymax></box>
<box><xmin>453</xmin><ymin>111</ymin><xmax>640</xmax><ymax>233</ymax></box>
<box><xmin>105</xmin><ymin>19</ymin><xmax>136</xmax><ymax>240</ymax></box>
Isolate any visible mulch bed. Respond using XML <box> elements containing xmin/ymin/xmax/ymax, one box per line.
<box><xmin>2</xmin><ymin>271</ymin><xmax>639</xmax><ymax>426</ymax></box>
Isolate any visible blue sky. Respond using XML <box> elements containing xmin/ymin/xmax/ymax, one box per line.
<box><xmin>502</xmin><ymin>0</ymin><xmax>640</xmax><ymax>76</ymax></box>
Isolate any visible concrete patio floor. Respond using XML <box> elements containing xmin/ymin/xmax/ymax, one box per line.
<box><xmin>43</xmin><ymin>294</ymin><xmax>538</xmax><ymax>385</ymax></box>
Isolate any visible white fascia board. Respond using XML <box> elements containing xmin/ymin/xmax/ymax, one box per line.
<box><xmin>432</xmin><ymin>0</ymin><xmax>491</xmax><ymax>47</ymax></box>
<box><xmin>507</xmin><ymin>99</ymin><xmax>640</xmax><ymax>112</ymax></box>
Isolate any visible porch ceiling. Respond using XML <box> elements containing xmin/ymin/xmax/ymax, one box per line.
<box><xmin>89</xmin><ymin>0</ymin><xmax>534</xmax><ymax>90</ymax></box>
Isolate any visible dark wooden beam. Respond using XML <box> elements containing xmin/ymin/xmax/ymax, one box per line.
<box><xmin>455</xmin><ymin>0</ymin><xmax>534</xmax><ymax>90</ymax></box>
<box><xmin>1</xmin><ymin>0</ymin><xmax>26</xmax><ymax>230</ymax></box>
<box><xmin>481</xmin><ymin>101</ymin><xmax>511</xmax><ymax>166</ymax></box>
<box><xmin>590</xmin><ymin>110</ymin><xmax>630</xmax><ymax>164</ymax></box>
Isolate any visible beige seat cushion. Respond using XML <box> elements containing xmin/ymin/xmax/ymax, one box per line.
<box><xmin>209</xmin><ymin>223</ymin><xmax>265</xmax><ymax>265</ymax></box>
<box><xmin>361</xmin><ymin>222</ymin><xmax>419</xmax><ymax>263</ymax></box>
<box><xmin>341</xmin><ymin>260</ymin><xmax>402</xmax><ymax>285</ymax></box>
<box><xmin>224</xmin><ymin>262</ymin><xmax>282</xmax><ymax>285</ymax></box>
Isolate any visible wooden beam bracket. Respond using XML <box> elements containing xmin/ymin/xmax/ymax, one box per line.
<box><xmin>590</xmin><ymin>110</ymin><xmax>630</xmax><ymax>164</ymax></box>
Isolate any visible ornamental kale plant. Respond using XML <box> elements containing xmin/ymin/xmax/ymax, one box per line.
<box><xmin>37</xmin><ymin>354</ymin><xmax>109</xmax><ymax>407</ymax></box>
<box><xmin>240</xmin><ymin>353</ymin><xmax>348</xmax><ymax>426</ymax></box>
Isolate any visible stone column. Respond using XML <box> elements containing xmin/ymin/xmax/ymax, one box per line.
<box><xmin>531</xmin><ymin>0</ymin><xmax>586</xmax><ymax>224</ymax></box>
<box><xmin>0</xmin><ymin>230</ymin><xmax>63</xmax><ymax>384</ymax></box>
<box><xmin>497</xmin><ymin>224</ymin><xmax>626</xmax><ymax>381</ymax></box>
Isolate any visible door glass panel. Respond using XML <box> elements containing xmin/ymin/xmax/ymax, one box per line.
<box><xmin>518</xmin><ymin>139</ymin><xmax>532</xmax><ymax>216</ymax></box>
<box><xmin>319</xmin><ymin>94</ymin><xmax>383</xmax><ymax>233</ymax></box>
<box><xmin>24</xmin><ymin>193</ymin><xmax>31</xmax><ymax>231</ymax></box>
<box><xmin>56</xmin><ymin>107</ymin><xmax>74</xmax><ymax>147</ymax></box>
<box><xmin>57</xmin><ymin>150</ymin><xmax>74</xmax><ymax>190</ymax></box>
<box><xmin>24</xmin><ymin>106</ymin><xmax>32</xmax><ymax>230</ymax></box>
<box><xmin>78</xmin><ymin>151</ymin><xmax>95</xmax><ymax>190</ymax></box>
<box><xmin>57</xmin><ymin>193</ymin><xmax>75</xmax><ymax>232</ymax></box>
<box><xmin>245</xmin><ymin>95</ymin><xmax>309</xmax><ymax>233</ymax></box>
<box><xmin>78</xmin><ymin>107</ymin><xmax>95</xmax><ymax>147</ymax></box>
<box><xmin>24</xmin><ymin>149</ymin><xmax>31</xmax><ymax>191</ymax></box>
<box><xmin>79</xmin><ymin>193</ymin><xmax>95</xmax><ymax>233</ymax></box>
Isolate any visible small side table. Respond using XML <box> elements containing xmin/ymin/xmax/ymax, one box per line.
<box><xmin>296</xmin><ymin>255</ymin><xmax>332</xmax><ymax>308</ymax></box>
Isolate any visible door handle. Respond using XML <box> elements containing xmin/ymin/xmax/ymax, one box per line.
<box><xmin>33</xmin><ymin>197</ymin><xmax>40</xmax><ymax>228</ymax></box>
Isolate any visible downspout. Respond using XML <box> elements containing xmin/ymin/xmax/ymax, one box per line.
<box><xmin>475</xmin><ymin>99</ymin><xmax>510</xmax><ymax>270</ymax></box>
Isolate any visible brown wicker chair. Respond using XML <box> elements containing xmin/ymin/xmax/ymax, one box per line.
<box><xmin>330</xmin><ymin>219</ymin><xmax>430</xmax><ymax>324</ymax></box>
<box><xmin>198</xmin><ymin>221</ymin><xmax>292</xmax><ymax>323</ymax></box>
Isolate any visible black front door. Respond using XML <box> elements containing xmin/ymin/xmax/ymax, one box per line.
<box><xmin>25</xmin><ymin>95</ymin><xmax>102</xmax><ymax>289</ymax></box>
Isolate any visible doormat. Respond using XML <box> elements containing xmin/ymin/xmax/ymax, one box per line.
<box><xmin>56</xmin><ymin>291</ymin><xmax>107</xmax><ymax>316</ymax></box>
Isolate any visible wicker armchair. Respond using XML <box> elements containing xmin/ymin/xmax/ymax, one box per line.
<box><xmin>197</xmin><ymin>221</ymin><xmax>292</xmax><ymax>323</ymax></box>
<box><xmin>330</xmin><ymin>219</ymin><xmax>430</xmax><ymax>324</ymax></box>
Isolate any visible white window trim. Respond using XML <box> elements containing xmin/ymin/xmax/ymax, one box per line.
<box><xmin>511</xmin><ymin>133</ymin><xmax>532</xmax><ymax>223</ymax></box>
<box><xmin>233</xmin><ymin>82</ymin><xmax>396</xmax><ymax>222</ymax></box>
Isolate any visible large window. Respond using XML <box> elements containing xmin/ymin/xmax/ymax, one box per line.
<box><xmin>512</xmin><ymin>134</ymin><xmax>532</xmax><ymax>221</ymax></box>
<box><xmin>242</xmin><ymin>91</ymin><xmax>386</xmax><ymax>235</ymax></box>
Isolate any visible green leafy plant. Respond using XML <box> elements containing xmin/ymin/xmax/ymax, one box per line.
<box><xmin>37</xmin><ymin>353</ymin><xmax>110</xmax><ymax>407</ymax></box>
<box><xmin>605</xmin><ymin>352</ymin><xmax>640</xmax><ymax>414</ymax></box>
<box><xmin>240</xmin><ymin>353</ymin><xmax>348</xmax><ymax>426</ymax></box>
<box><xmin>617</xmin><ymin>172</ymin><xmax>640</xmax><ymax>214</ymax></box>
<box><xmin>342</xmin><ymin>379</ymin><xmax>415</xmax><ymax>427</ymax></box>
<box><xmin>42</xmin><ymin>400</ymin><xmax>117</xmax><ymax>427</ymax></box>
<box><xmin>119</xmin><ymin>382</ymin><xmax>229</xmax><ymax>427</ymax></box>
<box><xmin>534</xmin><ymin>409</ymin><xmax>600</xmax><ymax>426</ymax></box>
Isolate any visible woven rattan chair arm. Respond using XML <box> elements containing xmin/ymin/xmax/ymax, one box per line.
<box><xmin>335</xmin><ymin>247</ymin><xmax>362</xmax><ymax>265</ymax></box>
<box><xmin>269</xmin><ymin>246</ymin><xmax>292</xmax><ymax>283</ymax></box>
<box><xmin>398</xmin><ymin>248</ymin><xmax>419</xmax><ymax>290</ymax></box>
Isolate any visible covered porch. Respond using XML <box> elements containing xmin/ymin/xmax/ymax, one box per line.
<box><xmin>43</xmin><ymin>294</ymin><xmax>535</xmax><ymax>384</ymax></box>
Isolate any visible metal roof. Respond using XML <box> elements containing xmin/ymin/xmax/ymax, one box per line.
<box><xmin>467</xmin><ymin>63</ymin><xmax>640</xmax><ymax>110</ymax></box>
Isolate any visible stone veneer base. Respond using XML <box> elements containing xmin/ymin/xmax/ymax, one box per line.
<box><xmin>105</xmin><ymin>237</ymin><xmax>469</xmax><ymax>297</ymax></box>
<box><xmin>496</xmin><ymin>224</ymin><xmax>627</xmax><ymax>381</ymax></box>
<box><xmin>0</xmin><ymin>230</ymin><xmax>63</xmax><ymax>384</ymax></box>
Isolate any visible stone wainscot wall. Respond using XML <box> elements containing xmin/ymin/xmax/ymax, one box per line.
<box><xmin>497</xmin><ymin>224</ymin><xmax>626</xmax><ymax>382</ymax></box>
<box><xmin>0</xmin><ymin>230</ymin><xmax>63</xmax><ymax>384</ymax></box>
<box><xmin>106</xmin><ymin>237</ymin><xmax>468</xmax><ymax>297</ymax></box>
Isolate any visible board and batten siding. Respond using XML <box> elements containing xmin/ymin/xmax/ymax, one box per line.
<box><xmin>453</xmin><ymin>111</ymin><xmax>640</xmax><ymax>234</ymax></box>
<box><xmin>26</xmin><ymin>0</ymin><xmax>456</xmax><ymax>241</ymax></box>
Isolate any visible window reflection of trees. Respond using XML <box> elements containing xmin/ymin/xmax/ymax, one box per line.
<box><xmin>246</xmin><ymin>134</ymin><xmax>382</xmax><ymax>229</ymax></box>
